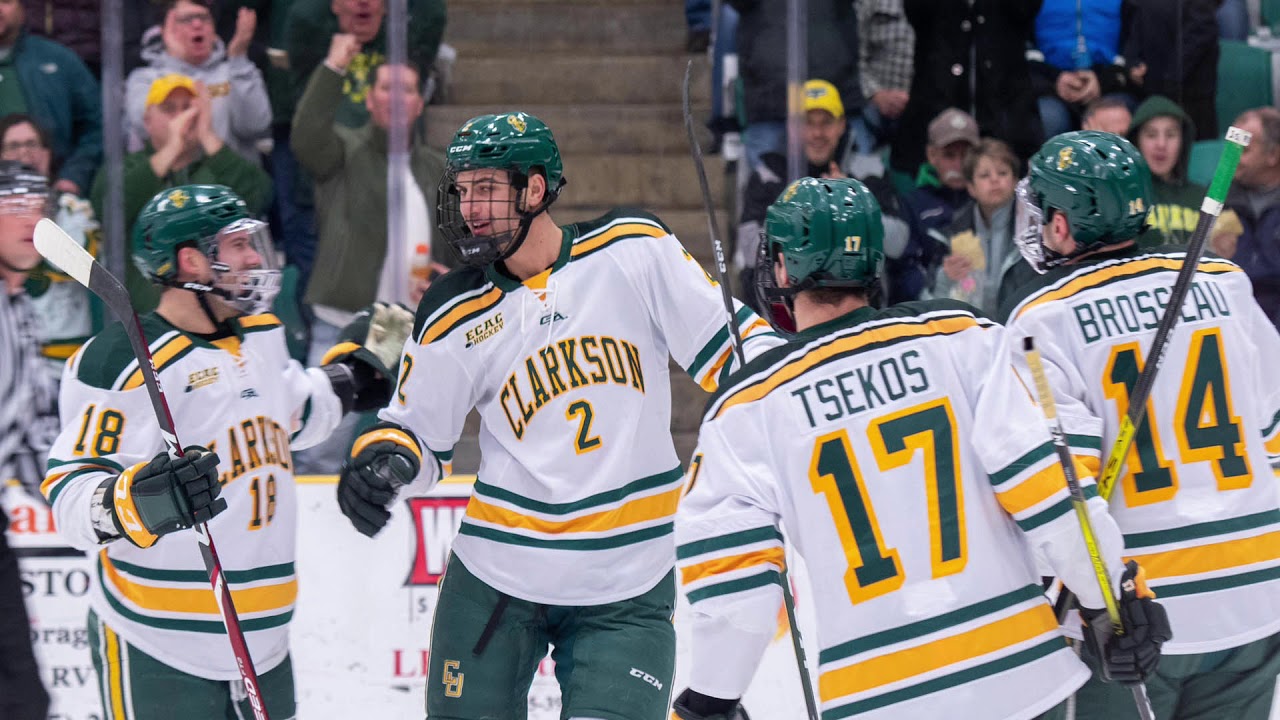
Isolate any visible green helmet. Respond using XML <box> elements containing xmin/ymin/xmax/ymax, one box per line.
<box><xmin>133</xmin><ymin>184</ymin><xmax>250</xmax><ymax>282</ymax></box>
<box><xmin>755</xmin><ymin>177</ymin><xmax>885</xmax><ymax>332</ymax></box>
<box><xmin>437</xmin><ymin>112</ymin><xmax>566</xmax><ymax>267</ymax></box>
<box><xmin>132</xmin><ymin>184</ymin><xmax>281</xmax><ymax>313</ymax></box>
<box><xmin>1021</xmin><ymin>130</ymin><xmax>1152</xmax><ymax>270</ymax></box>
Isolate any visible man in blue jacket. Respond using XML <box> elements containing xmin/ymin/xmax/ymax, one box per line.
<box><xmin>1225</xmin><ymin>107</ymin><xmax>1280</xmax><ymax>330</ymax></box>
<box><xmin>0</xmin><ymin>0</ymin><xmax>101</xmax><ymax>195</ymax></box>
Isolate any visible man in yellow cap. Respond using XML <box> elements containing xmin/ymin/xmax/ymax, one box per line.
<box><xmin>87</xmin><ymin>73</ymin><xmax>272</xmax><ymax>311</ymax></box>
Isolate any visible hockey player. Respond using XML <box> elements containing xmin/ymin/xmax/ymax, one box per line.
<box><xmin>41</xmin><ymin>184</ymin><xmax>411</xmax><ymax>719</ymax></box>
<box><xmin>1002</xmin><ymin>130</ymin><xmax>1280</xmax><ymax>719</ymax></box>
<box><xmin>672</xmin><ymin>177</ymin><xmax>1170</xmax><ymax>720</ymax></box>
<box><xmin>334</xmin><ymin>112</ymin><xmax>780</xmax><ymax>719</ymax></box>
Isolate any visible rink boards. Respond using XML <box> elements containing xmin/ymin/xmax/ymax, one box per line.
<box><xmin>4</xmin><ymin>477</ymin><xmax>817</xmax><ymax>719</ymax></box>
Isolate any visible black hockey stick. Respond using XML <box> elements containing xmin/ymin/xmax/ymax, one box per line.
<box><xmin>1053</xmin><ymin>125</ymin><xmax>1251</xmax><ymax>624</ymax></box>
<box><xmin>34</xmin><ymin>219</ymin><xmax>271</xmax><ymax>720</ymax></box>
<box><xmin>1024</xmin><ymin>337</ymin><xmax>1156</xmax><ymax>720</ymax></box>
<box><xmin>683</xmin><ymin>61</ymin><xmax>821</xmax><ymax>720</ymax></box>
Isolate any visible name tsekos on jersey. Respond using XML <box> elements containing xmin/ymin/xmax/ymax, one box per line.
<box><xmin>1006</xmin><ymin>249</ymin><xmax>1280</xmax><ymax>653</ymax></box>
<box><xmin>677</xmin><ymin>302</ymin><xmax>1105</xmax><ymax>719</ymax></box>
<box><xmin>381</xmin><ymin>209</ymin><xmax>780</xmax><ymax>606</ymax></box>
<box><xmin>42</xmin><ymin>313</ymin><xmax>341</xmax><ymax>680</ymax></box>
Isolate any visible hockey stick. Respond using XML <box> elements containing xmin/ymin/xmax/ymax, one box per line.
<box><xmin>33</xmin><ymin>219</ymin><xmax>270</xmax><ymax>720</ymax></box>
<box><xmin>1053</xmin><ymin>125</ymin><xmax>1252</xmax><ymax>624</ymax></box>
<box><xmin>683</xmin><ymin>61</ymin><xmax>820</xmax><ymax>720</ymax></box>
<box><xmin>1024</xmin><ymin>337</ymin><xmax>1156</xmax><ymax>720</ymax></box>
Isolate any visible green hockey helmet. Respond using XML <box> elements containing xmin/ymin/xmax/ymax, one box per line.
<box><xmin>1017</xmin><ymin>130</ymin><xmax>1153</xmax><ymax>272</ymax></box>
<box><xmin>437</xmin><ymin>112</ymin><xmax>566</xmax><ymax>268</ymax></box>
<box><xmin>755</xmin><ymin>177</ymin><xmax>885</xmax><ymax>333</ymax></box>
<box><xmin>132</xmin><ymin>184</ymin><xmax>280</xmax><ymax>314</ymax></box>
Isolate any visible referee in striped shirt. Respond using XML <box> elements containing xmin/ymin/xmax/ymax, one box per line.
<box><xmin>0</xmin><ymin>160</ymin><xmax>56</xmax><ymax>720</ymax></box>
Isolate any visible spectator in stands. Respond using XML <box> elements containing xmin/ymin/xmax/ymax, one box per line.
<box><xmin>1029</xmin><ymin>0</ymin><xmax>1137</xmax><ymax>139</ymax></box>
<box><xmin>726</xmin><ymin>0</ymin><xmax>861</xmax><ymax>169</ymax></box>
<box><xmin>1123</xmin><ymin>0</ymin><xmax>1219</xmax><ymax>141</ymax></box>
<box><xmin>1127</xmin><ymin>95</ymin><xmax>1205</xmax><ymax>247</ymax></box>
<box><xmin>126</xmin><ymin>0</ymin><xmax>272</xmax><ymax>165</ymax></box>
<box><xmin>20</xmin><ymin>0</ymin><xmax>100</xmax><ymax>78</ymax></box>
<box><xmin>1081</xmin><ymin>96</ymin><xmax>1132</xmax><ymax>134</ymax></box>
<box><xmin>894</xmin><ymin>108</ymin><xmax>980</xmax><ymax>303</ymax></box>
<box><xmin>932</xmin><ymin>139</ymin><xmax>1020</xmax><ymax>315</ymax></box>
<box><xmin>285</xmin><ymin>0</ymin><xmax>446</xmax><ymax>129</ymax></box>
<box><xmin>0</xmin><ymin>0</ymin><xmax>101</xmax><ymax>197</ymax></box>
<box><xmin>0</xmin><ymin>114</ymin><xmax>100</xmax><ymax>377</ymax></box>
<box><xmin>734</xmin><ymin>79</ymin><xmax>909</xmax><ymax>303</ymax></box>
<box><xmin>685</xmin><ymin>0</ymin><xmax>710</xmax><ymax>52</ymax></box>
<box><xmin>892</xmin><ymin>0</ymin><xmax>1042</xmax><ymax>176</ymax></box>
<box><xmin>1224</xmin><ymin>108</ymin><xmax>1280</xmax><ymax>327</ymax></box>
<box><xmin>853</xmin><ymin>0</ymin><xmax>912</xmax><ymax>155</ymax></box>
<box><xmin>90</xmin><ymin>73</ymin><xmax>271</xmax><ymax>312</ymax></box>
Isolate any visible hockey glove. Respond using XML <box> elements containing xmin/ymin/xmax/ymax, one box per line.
<box><xmin>322</xmin><ymin>302</ymin><xmax>416</xmax><ymax>413</ymax></box>
<box><xmin>103</xmin><ymin>446</ymin><xmax>226</xmax><ymax>548</ymax></box>
<box><xmin>672</xmin><ymin>689</ymin><xmax>751</xmax><ymax>720</ymax></box>
<box><xmin>338</xmin><ymin>425</ymin><xmax>421</xmax><ymax>537</ymax></box>
<box><xmin>1080</xmin><ymin>561</ymin><xmax>1172</xmax><ymax>685</ymax></box>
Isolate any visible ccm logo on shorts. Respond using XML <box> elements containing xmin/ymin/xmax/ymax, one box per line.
<box><xmin>629</xmin><ymin>668</ymin><xmax>663</xmax><ymax>690</ymax></box>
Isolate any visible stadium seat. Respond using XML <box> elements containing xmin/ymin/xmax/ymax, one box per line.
<box><xmin>1188</xmin><ymin>140</ymin><xmax>1225</xmax><ymax>187</ymax></box>
<box><xmin>1216</xmin><ymin>40</ymin><xmax>1276</xmax><ymax>136</ymax></box>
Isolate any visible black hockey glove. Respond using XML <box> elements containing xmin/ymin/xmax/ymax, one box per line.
<box><xmin>1080</xmin><ymin>561</ymin><xmax>1172</xmax><ymax>685</ymax></box>
<box><xmin>338</xmin><ymin>425</ymin><xmax>421</xmax><ymax>537</ymax></box>
<box><xmin>322</xmin><ymin>302</ymin><xmax>415</xmax><ymax>413</ymax></box>
<box><xmin>672</xmin><ymin>689</ymin><xmax>751</xmax><ymax>720</ymax></box>
<box><xmin>104</xmin><ymin>446</ymin><xmax>226</xmax><ymax>548</ymax></box>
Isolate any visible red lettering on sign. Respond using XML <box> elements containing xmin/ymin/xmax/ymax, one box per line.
<box><xmin>405</xmin><ymin>497</ymin><xmax>469</xmax><ymax>586</ymax></box>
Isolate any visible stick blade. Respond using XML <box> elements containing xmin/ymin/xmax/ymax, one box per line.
<box><xmin>34</xmin><ymin>218</ymin><xmax>94</xmax><ymax>286</ymax></box>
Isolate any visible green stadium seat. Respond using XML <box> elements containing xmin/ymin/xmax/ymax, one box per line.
<box><xmin>1263</xmin><ymin>0</ymin><xmax>1280</xmax><ymax>29</ymax></box>
<box><xmin>1188</xmin><ymin>140</ymin><xmax>1225</xmax><ymax>187</ymax></box>
<box><xmin>1216</xmin><ymin>40</ymin><xmax>1275</xmax><ymax>136</ymax></box>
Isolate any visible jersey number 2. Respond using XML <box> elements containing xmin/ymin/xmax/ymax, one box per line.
<box><xmin>566</xmin><ymin>400</ymin><xmax>602</xmax><ymax>454</ymax></box>
<box><xmin>809</xmin><ymin>398</ymin><xmax>966</xmax><ymax>605</ymax></box>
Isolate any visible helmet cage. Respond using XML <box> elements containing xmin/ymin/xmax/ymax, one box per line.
<box><xmin>193</xmin><ymin>217</ymin><xmax>281</xmax><ymax>314</ymax></box>
<box><xmin>437</xmin><ymin>166</ymin><xmax>560</xmax><ymax>268</ymax></box>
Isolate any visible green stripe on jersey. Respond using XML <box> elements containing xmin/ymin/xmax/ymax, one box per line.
<box><xmin>1264</xmin><ymin>410</ymin><xmax>1280</xmax><ymax>438</ymax></box>
<box><xmin>110</xmin><ymin>557</ymin><xmax>295</xmax><ymax>584</ymax></box>
<box><xmin>989</xmin><ymin>442</ymin><xmax>1055</xmax><ymax>487</ymax></box>
<box><xmin>1153</xmin><ymin>564</ymin><xmax>1280</xmax><ymax>598</ymax></box>
<box><xmin>1124</xmin><ymin>509</ymin><xmax>1280</xmax><ymax>550</ymax></box>
<box><xmin>677</xmin><ymin>526</ymin><xmax>784</xmax><ymax>560</ymax></box>
<box><xmin>822</xmin><ymin>637</ymin><xmax>1068</xmax><ymax>719</ymax></box>
<box><xmin>818</xmin><ymin>584</ymin><xmax>1044</xmax><ymax>665</ymax></box>
<box><xmin>472</xmin><ymin>466</ymin><xmax>683</xmax><ymax>515</ymax></box>
<box><xmin>565</xmin><ymin>207</ymin><xmax>671</xmax><ymax>240</ymax></box>
<box><xmin>410</xmin><ymin>266</ymin><xmax>493</xmax><ymax>341</ymax></box>
<box><xmin>1015</xmin><ymin>484</ymin><xmax>1098</xmax><ymax>532</ymax></box>
<box><xmin>46</xmin><ymin>467</ymin><xmax>108</xmax><ymax>506</ymax></box>
<box><xmin>686</xmin><ymin>569</ymin><xmax>780</xmax><ymax>604</ymax></box>
<box><xmin>689</xmin><ymin>306</ymin><xmax>755</xmax><ymax>378</ymax></box>
<box><xmin>457</xmin><ymin>520</ymin><xmax>673</xmax><ymax>550</ymax></box>
<box><xmin>97</xmin><ymin>562</ymin><xmax>293</xmax><ymax>634</ymax></box>
<box><xmin>48</xmin><ymin>456</ymin><xmax>125</xmax><ymax>472</ymax></box>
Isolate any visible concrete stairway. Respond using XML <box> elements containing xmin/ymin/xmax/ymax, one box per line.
<box><xmin>427</xmin><ymin>0</ymin><xmax>732</xmax><ymax>471</ymax></box>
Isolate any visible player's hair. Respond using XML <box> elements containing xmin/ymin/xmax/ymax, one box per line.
<box><xmin>963</xmin><ymin>138</ymin><xmax>1018</xmax><ymax>183</ymax></box>
<box><xmin>1235</xmin><ymin>107</ymin><xmax>1280</xmax><ymax>152</ymax></box>
<box><xmin>805</xmin><ymin>285</ymin><xmax>870</xmax><ymax>307</ymax></box>
<box><xmin>1082</xmin><ymin>96</ymin><xmax>1130</xmax><ymax>125</ymax></box>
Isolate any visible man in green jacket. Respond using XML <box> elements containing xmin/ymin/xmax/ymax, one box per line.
<box><xmin>90</xmin><ymin>73</ymin><xmax>272</xmax><ymax>311</ymax></box>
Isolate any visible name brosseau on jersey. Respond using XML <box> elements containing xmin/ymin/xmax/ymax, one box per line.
<box><xmin>1071</xmin><ymin>280</ymin><xmax>1233</xmax><ymax>345</ymax></box>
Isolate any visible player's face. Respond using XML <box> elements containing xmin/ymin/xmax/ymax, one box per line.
<box><xmin>1137</xmin><ymin>116</ymin><xmax>1182</xmax><ymax>180</ymax></box>
<box><xmin>803</xmin><ymin>110</ymin><xmax>844</xmax><ymax>166</ymax></box>
<box><xmin>927</xmin><ymin>141</ymin><xmax>973</xmax><ymax>191</ymax></box>
<box><xmin>162</xmin><ymin>0</ymin><xmax>215</xmax><ymax>66</ymax></box>
<box><xmin>455</xmin><ymin>169</ymin><xmax>521</xmax><ymax>238</ymax></box>
<box><xmin>1</xmin><ymin>122</ymin><xmax>51</xmax><ymax>176</ymax></box>
<box><xmin>216</xmin><ymin>229</ymin><xmax>265</xmax><ymax>272</ymax></box>
<box><xmin>967</xmin><ymin>156</ymin><xmax>1016</xmax><ymax>212</ymax></box>
<box><xmin>0</xmin><ymin>192</ymin><xmax>47</xmax><ymax>272</ymax></box>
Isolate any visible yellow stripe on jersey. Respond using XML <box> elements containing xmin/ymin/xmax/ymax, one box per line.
<box><xmin>680</xmin><ymin>546</ymin><xmax>786</xmax><ymax>586</ymax></box>
<box><xmin>818</xmin><ymin>604</ymin><xmax>1059</xmax><ymax>704</ymax></box>
<box><xmin>420</xmin><ymin>286</ymin><xmax>504</xmax><ymax>345</ymax></box>
<box><xmin>1015</xmin><ymin>257</ymin><xmax>1241</xmax><ymax>320</ymax></box>
<box><xmin>121</xmin><ymin>335</ymin><xmax>193</xmax><ymax>390</ymax></box>
<box><xmin>238</xmin><ymin>313</ymin><xmax>283</xmax><ymax>330</ymax></box>
<box><xmin>570</xmin><ymin>222</ymin><xmax>668</xmax><ymax>258</ymax></box>
<box><xmin>101</xmin><ymin>555</ymin><xmax>297</xmax><ymax>615</ymax></box>
<box><xmin>321</xmin><ymin>341</ymin><xmax>362</xmax><ymax>366</ymax></box>
<box><xmin>699</xmin><ymin>347</ymin><xmax>733</xmax><ymax>392</ymax></box>
<box><xmin>715</xmin><ymin>315</ymin><xmax>981</xmax><ymax>418</ymax></box>
<box><xmin>42</xmin><ymin>341</ymin><xmax>83</xmax><ymax>360</ymax></box>
<box><xmin>465</xmin><ymin>485</ymin><xmax>683</xmax><ymax>535</ymax></box>
<box><xmin>41</xmin><ymin>461</ymin><xmax>116</xmax><ymax>499</ymax></box>
<box><xmin>1127</xmin><ymin>529</ymin><xmax>1280</xmax><ymax>580</ymax></box>
<box><xmin>351</xmin><ymin>427</ymin><xmax>423</xmax><ymax>465</ymax></box>
<box><xmin>105</xmin><ymin>623</ymin><xmax>127</xmax><ymax>720</ymax></box>
<box><xmin>996</xmin><ymin>456</ymin><xmax>1097</xmax><ymax>515</ymax></box>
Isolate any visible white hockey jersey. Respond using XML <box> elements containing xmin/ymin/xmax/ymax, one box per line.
<box><xmin>380</xmin><ymin>209</ymin><xmax>781</xmax><ymax>606</ymax></box>
<box><xmin>676</xmin><ymin>301</ymin><xmax>1126</xmax><ymax>720</ymax></box>
<box><xmin>1004</xmin><ymin>248</ymin><xmax>1280</xmax><ymax>654</ymax></box>
<box><xmin>42</xmin><ymin>312</ymin><xmax>343</xmax><ymax>680</ymax></box>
